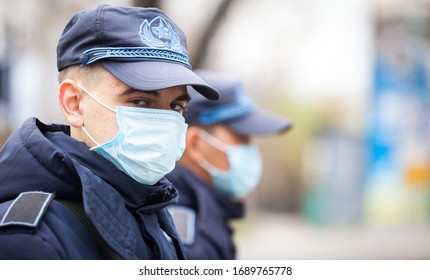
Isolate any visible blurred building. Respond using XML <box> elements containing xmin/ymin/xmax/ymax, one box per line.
<box><xmin>364</xmin><ymin>0</ymin><xmax>430</xmax><ymax>225</ymax></box>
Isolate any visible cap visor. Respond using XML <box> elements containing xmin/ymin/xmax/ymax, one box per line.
<box><xmin>225</xmin><ymin>110</ymin><xmax>292</xmax><ymax>135</ymax></box>
<box><xmin>101</xmin><ymin>60</ymin><xmax>219</xmax><ymax>100</ymax></box>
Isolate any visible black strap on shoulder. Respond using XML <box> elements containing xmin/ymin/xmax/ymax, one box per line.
<box><xmin>0</xmin><ymin>191</ymin><xmax>54</xmax><ymax>229</ymax></box>
<box><xmin>56</xmin><ymin>199</ymin><xmax>125</xmax><ymax>260</ymax></box>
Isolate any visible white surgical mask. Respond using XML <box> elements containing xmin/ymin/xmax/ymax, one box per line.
<box><xmin>79</xmin><ymin>84</ymin><xmax>188</xmax><ymax>185</ymax></box>
<box><xmin>198</xmin><ymin>129</ymin><xmax>263</xmax><ymax>198</ymax></box>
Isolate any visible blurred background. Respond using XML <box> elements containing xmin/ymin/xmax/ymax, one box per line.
<box><xmin>1</xmin><ymin>0</ymin><xmax>430</xmax><ymax>259</ymax></box>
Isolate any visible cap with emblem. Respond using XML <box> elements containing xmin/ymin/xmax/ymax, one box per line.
<box><xmin>184</xmin><ymin>70</ymin><xmax>292</xmax><ymax>135</ymax></box>
<box><xmin>56</xmin><ymin>4</ymin><xmax>219</xmax><ymax>100</ymax></box>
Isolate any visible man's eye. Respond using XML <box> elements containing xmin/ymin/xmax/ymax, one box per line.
<box><xmin>172</xmin><ymin>103</ymin><xmax>187</xmax><ymax>113</ymax></box>
<box><xmin>131</xmin><ymin>99</ymin><xmax>148</xmax><ymax>106</ymax></box>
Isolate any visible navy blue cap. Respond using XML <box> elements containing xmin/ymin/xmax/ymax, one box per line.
<box><xmin>57</xmin><ymin>4</ymin><xmax>219</xmax><ymax>100</ymax></box>
<box><xmin>184</xmin><ymin>70</ymin><xmax>292</xmax><ymax>135</ymax></box>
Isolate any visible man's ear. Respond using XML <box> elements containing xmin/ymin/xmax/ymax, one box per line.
<box><xmin>184</xmin><ymin>126</ymin><xmax>204</xmax><ymax>162</ymax></box>
<box><xmin>58</xmin><ymin>79</ymin><xmax>83</xmax><ymax>128</ymax></box>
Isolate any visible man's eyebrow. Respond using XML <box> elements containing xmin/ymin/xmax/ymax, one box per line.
<box><xmin>119</xmin><ymin>88</ymin><xmax>190</xmax><ymax>101</ymax></box>
<box><xmin>118</xmin><ymin>88</ymin><xmax>158</xmax><ymax>96</ymax></box>
<box><xmin>118</xmin><ymin>87</ymin><xmax>141</xmax><ymax>96</ymax></box>
<box><xmin>177</xmin><ymin>91</ymin><xmax>191</xmax><ymax>102</ymax></box>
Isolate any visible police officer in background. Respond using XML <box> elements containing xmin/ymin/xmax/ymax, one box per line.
<box><xmin>166</xmin><ymin>70</ymin><xmax>292</xmax><ymax>259</ymax></box>
<box><xmin>0</xmin><ymin>5</ymin><xmax>219</xmax><ymax>259</ymax></box>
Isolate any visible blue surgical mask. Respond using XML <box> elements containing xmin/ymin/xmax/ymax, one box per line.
<box><xmin>198</xmin><ymin>129</ymin><xmax>263</xmax><ymax>198</ymax></box>
<box><xmin>79</xmin><ymin>84</ymin><xmax>188</xmax><ymax>185</ymax></box>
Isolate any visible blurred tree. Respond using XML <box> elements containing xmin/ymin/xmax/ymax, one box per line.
<box><xmin>191</xmin><ymin>0</ymin><xmax>234</xmax><ymax>68</ymax></box>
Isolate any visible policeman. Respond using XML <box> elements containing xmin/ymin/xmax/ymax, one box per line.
<box><xmin>166</xmin><ymin>70</ymin><xmax>292</xmax><ymax>259</ymax></box>
<box><xmin>0</xmin><ymin>5</ymin><xmax>218</xmax><ymax>259</ymax></box>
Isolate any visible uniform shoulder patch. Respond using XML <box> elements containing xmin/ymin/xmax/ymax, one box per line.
<box><xmin>168</xmin><ymin>206</ymin><xmax>196</xmax><ymax>246</ymax></box>
<box><xmin>0</xmin><ymin>191</ymin><xmax>55</xmax><ymax>229</ymax></box>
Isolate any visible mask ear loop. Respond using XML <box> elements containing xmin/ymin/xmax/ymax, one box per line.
<box><xmin>78</xmin><ymin>84</ymin><xmax>116</xmax><ymax>113</ymax></box>
<box><xmin>198</xmin><ymin>129</ymin><xmax>231</xmax><ymax>175</ymax></box>
<box><xmin>82</xmin><ymin>126</ymin><xmax>100</xmax><ymax>147</ymax></box>
<box><xmin>199</xmin><ymin>129</ymin><xmax>229</xmax><ymax>153</ymax></box>
<box><xmin>78</xmin><ymin>84</ymin><xmax>116</xmax><ymax>147</ymax></box>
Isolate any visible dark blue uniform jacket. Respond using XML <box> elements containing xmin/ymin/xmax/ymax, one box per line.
<box><xmin>166</xmin><ymin>166</ymin><xmax>244</xmax><ymax>259</ymax></box>
<box><xmin>0</xmin><ymin>118</ymin><xmax>185</xmax><ymax>260</ymax></box>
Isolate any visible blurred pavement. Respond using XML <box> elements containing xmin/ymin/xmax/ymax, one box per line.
<box><xmin>232</xmin><ymin>211</ymin><xmax>430</xmax><ymax>260</ymax></box>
